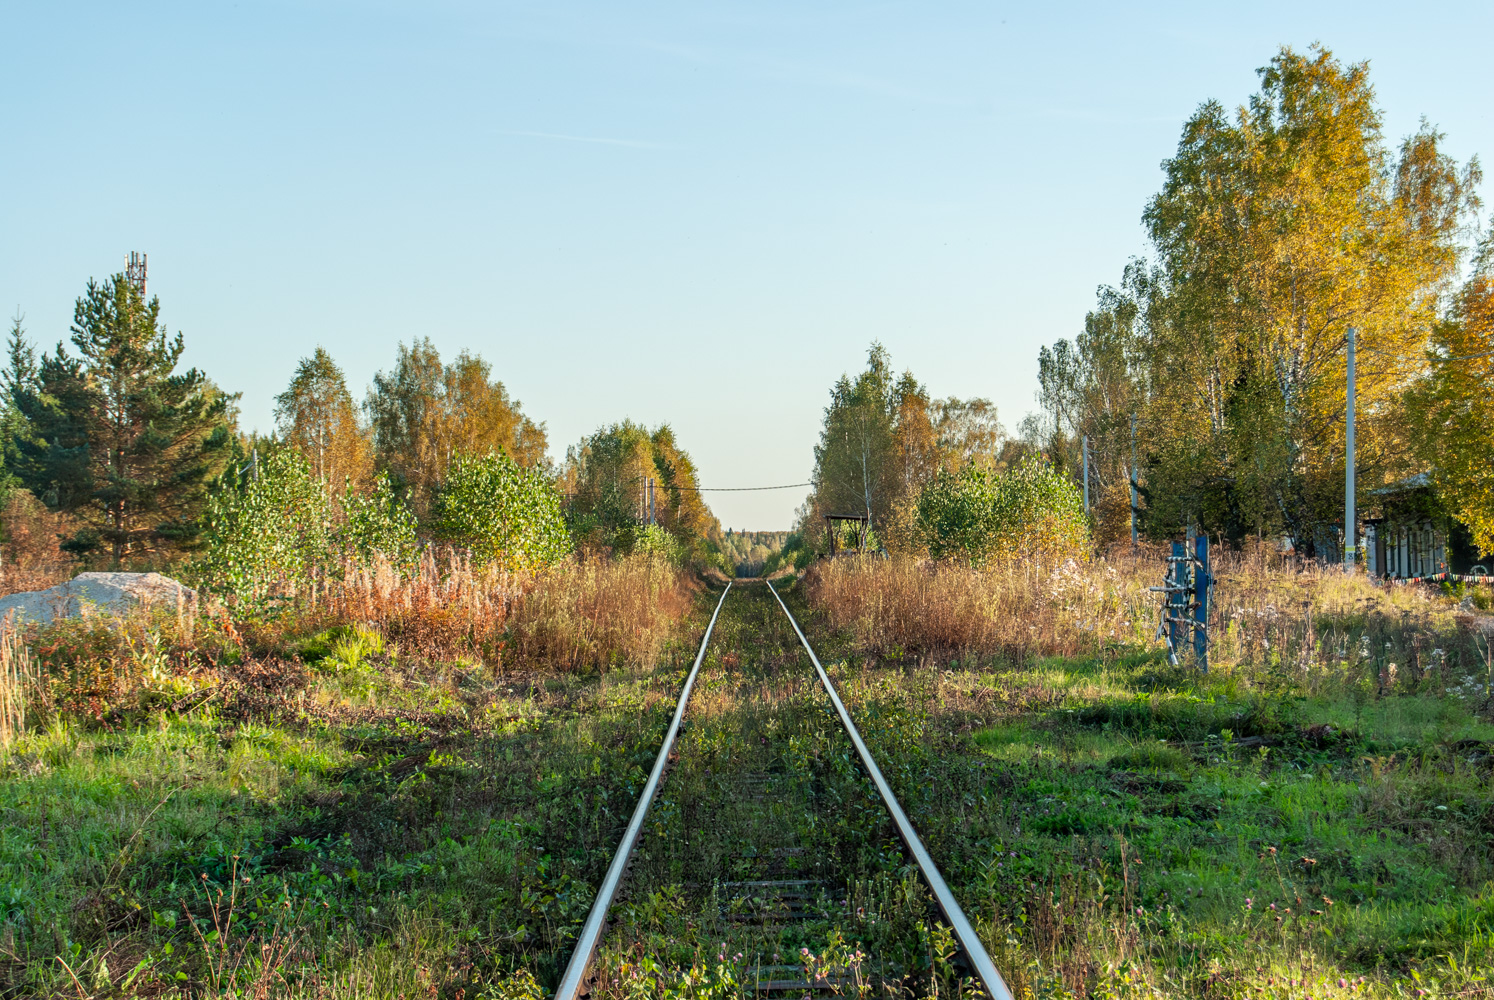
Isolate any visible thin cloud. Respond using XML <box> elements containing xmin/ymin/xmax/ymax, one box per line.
<box><xmin>500</xmin><ymin>129</ymin><xmax>671</xmax><ymax>149</ymax></box>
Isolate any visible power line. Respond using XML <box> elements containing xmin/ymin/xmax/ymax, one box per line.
<box><xmin>560</xmin><ymin>481</ymin><xmax>813</xmax><ymax>498</ymax></box>
<box><xmin>677</xmin><ymin>482</ymin><xmax>814</xmax><ymax>493</ymax></box>
<box><xmin>1356</xmin><ymin>344</ymin><xmax>1494</xmax><ymax>363</ymax></box>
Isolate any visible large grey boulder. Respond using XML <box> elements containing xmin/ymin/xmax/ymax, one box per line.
<box><xmin>0</xmin><ymin>572</ymin><xmax>198</xmax><ymax>625</ymax></box>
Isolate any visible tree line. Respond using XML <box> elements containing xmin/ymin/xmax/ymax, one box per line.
<box><xmin>1035</xmin><ymin>45</ymin><xmax>1493</xmax><ymax>554</ymax></box>
<box><xmin>1</xmin><ymin>282</ymin><xmax>720</xmax><ymax>583</ymax></box>
<box><xmin>796</xmin><ymin>342</ymin><xmax>1087</xmax><ymax>564</ymax></box>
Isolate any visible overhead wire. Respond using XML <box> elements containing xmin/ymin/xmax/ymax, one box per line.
<box><xmin>1354</xmin><ymin>342</ymin><xmax>1494</xmax><ymax>363</ymax></box>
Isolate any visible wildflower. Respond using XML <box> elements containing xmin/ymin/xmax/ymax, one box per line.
<box><xmin>1338</xmin><ymin>979</ymin><xmax>1348</xmax><ymax>989</ymax></box>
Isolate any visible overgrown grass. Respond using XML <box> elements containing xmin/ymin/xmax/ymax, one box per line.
<box><xmin>808</xmin><ymin>546</ymin><xmax>1494</xmax><ymax>687</ymax></box>
<box><xmin>0</xmin><ymin>631</ymin><xmax>703</xmax><ymax>996</ymax></box>
<box><xmin>3</xmin><ymin>549</ymin><xmax>1493</xmax><ymax>998</ymax></box>
<box><xmin>801</xmin><ymin>550</ymin><xmax>1494</xmax><ymax>998</ymax></box>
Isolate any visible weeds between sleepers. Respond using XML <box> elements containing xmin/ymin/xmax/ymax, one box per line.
<box><xmin>586</xmin><ymin>581</ymin><xmax>986</xmax><ymax>1000</ymax></box>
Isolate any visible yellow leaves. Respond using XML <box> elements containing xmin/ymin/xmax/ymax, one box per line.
<box><xmin>1411</xmin><ymin>273</ymin><xmax>1494</xmax><ymax>551</ymax></box>
<box><xmin>1134</xmin><ymin>44</ymin><xmax>1477</xmax><ymax>536</ymax></box>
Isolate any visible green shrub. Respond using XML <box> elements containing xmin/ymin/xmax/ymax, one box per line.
<box><xmin>431</xmin><ymin>451</ymin><xmax>570</xmax><ymax>571</ymax></box>
<box><xmin>916</xmin><ymin>455</ymin><xmax>1090</xmax><ymax>564</ymax></box>
<box><xmin>194</xmin><ymin>449</ymin><xmax>332</xmax><ymax>600</ymax></box>
<box><xmin>340</xmin><ymin>470</ymin><xmax>419</xmax><ymax>570</ymax></box>
<box><xmin>630</xmin><ymin>523</ymin><xmax>681</xmax><ymax>561</ymax></box>
<box><xmin>195</xmin><ymin>455</ymin><xmax>423</xmax><ymax>599</ymax></box>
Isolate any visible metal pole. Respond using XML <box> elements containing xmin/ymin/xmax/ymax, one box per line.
<box><xmin>1129</xmin><ymin>415</ymin><xmax>1139</xmax><ymax>549</ymax></box>
<box><xmin>1168</xmin><ymin>540</ymin><xmax>1185</xmax><ymax>659</ymax></box>
<box><xmin>1193</xmin><ymin>534</ymin><xmax>1210</xmax><ymax>673</ymax></box>
<box><xmin>1082</xmin><ymin>435</ymin><xmax>1090</xmax><ymax>513</ymax></box>
<box><xmin>1345</xmin><ymin>327</ymin><xmax>1356</xmax><ymax>570</ymax></box>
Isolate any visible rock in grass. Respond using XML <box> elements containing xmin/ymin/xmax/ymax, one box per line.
<box><xmin>0</xmin><ymin>572</ymin><xmax>197</xmax><ymax>624</ymax></box>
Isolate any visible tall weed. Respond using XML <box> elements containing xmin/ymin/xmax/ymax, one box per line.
<box><xmin>0</xmin><ymin>614</ymin><xmax>46</xmax><ymax>744</ymax></box>
<box><xmin>809</xmin><ymin>545</ymin><xmax>1491</xmax><ymax>686</ymax></box>
<box><xmin>505</xmin><ymin>555</ymin><xmax>693</xmax><ymax>671</ymax></box>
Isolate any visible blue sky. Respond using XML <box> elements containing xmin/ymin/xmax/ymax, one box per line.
<box><xmin>3</xmin><ymin>1</ymin><xmax>1489</xmax><ymax>529</ymax></box>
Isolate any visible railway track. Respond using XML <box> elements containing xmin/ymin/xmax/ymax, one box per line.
<box><xmin>554</xmin><ymin>580</ymin><xmax>1013</xmax><ymax>1000</ymax></box>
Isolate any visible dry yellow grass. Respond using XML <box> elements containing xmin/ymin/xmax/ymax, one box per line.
<box><xmin>504</xmin><ymin>554</ymin><xmax>693</xmax><ymax>671</ymax></box>
<box><xmin>807</xmin><ymin>542</ymin><xmax>1484</xmax><ymax>675</ymax></box>
<box><xmin>0</xmin><ymin>614</ymin><xmax>45</xmax><ymax>745</ymax></box>
<box><xmin>310</xmin><ymin>548</ymin><xmax>694</xmax><ymax>671</ymax></box>
<box><xmin>806</xmin><ymin>554</ymin><xmax>1104</xmax><ymax>661</ymax></box>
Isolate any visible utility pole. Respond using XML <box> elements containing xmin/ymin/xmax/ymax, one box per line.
<box><xmin>1129</xmin><ymin>415</ymin><xmax>1139</xmax><ymax>550</ymax></box>
<box><xmin>1082</xmin><ymin>435</ymin><xmax>1090</xmax><ymax>513</ymax></box>
<box><xmin>1344</xmin><ymin>327</ymin><xmax>1357</xmax><ymax>570</ymax></box>
<box><xmin>647</xmin><ymin>478</ymin><xmax>655</xmax><ymax>527</ymax></box>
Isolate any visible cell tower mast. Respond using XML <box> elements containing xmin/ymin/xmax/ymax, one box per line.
<box><xmin>126</xmin><ymin>252</ymin><xmax>148</xmax><ymax>296</ymax></box>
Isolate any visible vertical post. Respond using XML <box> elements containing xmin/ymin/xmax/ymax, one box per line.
<box><xmin>1168</xmin><ymin>541</ymin><xmax>1185</xmax><ymax>663</ymax></box>
<box><xmin>648</xmin><ymin>478</ymin><xmax>655</xmax><ymax>526</ymax></box>
<box><xmin>1082</xmin><ymin>435</ymin><xmax>1090</xmax><ymax>513</ymax></box>
<box><xmin>1130</xmin><ymin>415</ymin><xmax>1139</xmax><ymax>549</ymax></box>
<box><xmin>1344</xmin><ymin>327</ymin><xmax>1357</xmax><ymax>570</ymax></box>
<box><xmin>1193</xmin><ymin>534</ymin><xmax>1210</xmax><ymax>673</ymax></box>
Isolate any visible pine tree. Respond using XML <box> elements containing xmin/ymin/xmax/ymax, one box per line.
<box><xmin>14</xmin><ymin>274</ymin><xmax>235</xmax><ymax>564</ymax></box>
<box><xmin>0</xmin><ymin>313</ymin><xmax>36</xmax><ymax>494</ymax></box>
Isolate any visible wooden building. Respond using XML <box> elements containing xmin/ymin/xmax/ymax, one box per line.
<box><xmin>1363</xmin><ymin>474</ymin><xmax>1489</xmax><ymax>579</ymax></box>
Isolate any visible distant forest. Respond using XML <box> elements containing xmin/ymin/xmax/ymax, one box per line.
<box><xmin>714</xmin><ymin>530</ymin><xmax>790</xmax><ymax>576</ymax></box>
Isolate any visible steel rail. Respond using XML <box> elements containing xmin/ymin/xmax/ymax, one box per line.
<box><xmin>766</xmin><ymin>581</ymin><xmax>1015</xmax><ymax>1000</ymax></box>
<box><xmin>554</xmin><ymin>583</ymin><xmax>733</xmax><ymax>1000</ymax></box>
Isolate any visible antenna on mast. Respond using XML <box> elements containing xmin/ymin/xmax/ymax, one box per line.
<box><xmin>125</xmin><ymin>252</ymin><xmax>148</xmax><ymax>296</ymax></box>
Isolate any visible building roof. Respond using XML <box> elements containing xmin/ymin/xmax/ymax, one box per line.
<box><xmin>1370</xmin><ymin>472</ymin><xmax>1432</xmax><ymax>496</ymax></box>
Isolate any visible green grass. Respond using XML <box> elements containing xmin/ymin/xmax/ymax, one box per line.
<box><xmin>0</xmin><ymin>621</ymin><xmax>706</xmax><ymax>998</ymax></box>
<box><xmin>813</xmin><ymin>641</ymin><xmax>1494</xmax><ymax>998</ymax></box>
<box><xmin>2</xmin><ymin>578</ymin><xmax>1492</xmax><ymax>998</ymax></box>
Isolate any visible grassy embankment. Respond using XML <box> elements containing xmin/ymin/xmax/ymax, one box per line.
<box><xmin>2</xmin><ymin>547</ymin><xmax>1493</xmax><ymax>998</ymax></box>
<box><xmin>804</xmin><ymin>550</ymin><xmax>1494</xmax><ymax>998</ymax></box>
<box><xmin>0</xmin><ymin>554</ymin><xmax>700</xmax><ymax>998</ymax></box>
